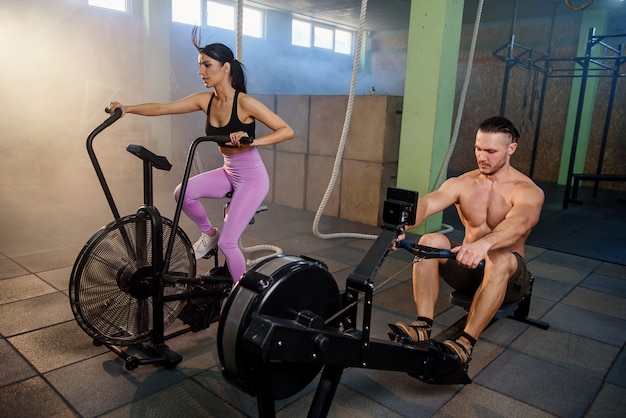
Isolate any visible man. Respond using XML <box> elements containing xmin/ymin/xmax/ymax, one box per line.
<box><xmin>391</xmin><ymin>116</ymin><xmax>544</xmax><ymax>368</ymax></box>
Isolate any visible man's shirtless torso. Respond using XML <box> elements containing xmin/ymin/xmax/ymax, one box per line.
<box><xmin>449</xmin><ymin>167</ymin><xmax>542</xmax><ymax>258</ymax></box>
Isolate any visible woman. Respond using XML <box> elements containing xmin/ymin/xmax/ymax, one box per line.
<box><xmin>108</xmin><ymin>29</ymin><xmax>294</xmax><ymax>282</ymax></box>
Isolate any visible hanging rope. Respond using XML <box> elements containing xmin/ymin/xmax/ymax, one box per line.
<box><xmin>314</xmin><ymin>0</ymin><xmax>484</xmax><ymax>239</ymax></box>
<box><xmin>565</xmin><ymin>0</ymin><xmax>594</xmax><ymax>11</ymax></box>
<box><xmin>312</xmin><ymin>0</ymin><xmax>375</xmax><ymax>240</ymax></box>
<box><xmin>232</xmin><ymin>0</ymin><xmax>282</xmax><ymax>263</ymax></box>
<box><xmin>235</xmin><ymin>0</ymin><xmax>243</xmax><ymax>61</ymax></box>
<box><xmin>434</xmin><ymin>0</ymin><xmax>485</xmax><ymax>190</ymax></box>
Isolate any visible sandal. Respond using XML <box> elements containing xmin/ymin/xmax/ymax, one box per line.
<box><xmin>388</xmin><ymin>320</ymin><xmax>431</xmax><ymax>344</ymax></box>
<box><xmin>443</xmin><ymin>338</ymin><xmax>473</xmax><ymax>369</ymax></box>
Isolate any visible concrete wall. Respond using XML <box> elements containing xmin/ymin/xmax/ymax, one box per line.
<box><xmin>256</xmin><ymin>95</ymin><xmax>403</xmax><ymax>227</ymax></box>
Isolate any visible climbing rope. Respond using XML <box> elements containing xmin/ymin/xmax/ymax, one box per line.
<box><xmin>235</xmin><ymin>0</ymin><xmax>243</xmax><ymax>61</ymax></box>
<box><xmin>565</xmin><ymin>0</ymin><xmax>594</xmax><ymax>11</ymax></box>
<box><xmin>233</xmin><ymin>0</ymin><xmax>282</xmax><ymax>264</ymax></box>
<box><xmin>314</xmin><ymin>0</ymin><xmax>485</xmax><ymax>239</ymax></box>
<box><xmin>312</xmin><ymin>0</ymin><xmax>375</xmax><ymax>240</ymax></box>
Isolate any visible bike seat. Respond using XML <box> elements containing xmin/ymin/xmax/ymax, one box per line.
<box><xmin>126</xmin><ymin>144</ymin><xmax>172</xmax><ymax>171</ymax></box>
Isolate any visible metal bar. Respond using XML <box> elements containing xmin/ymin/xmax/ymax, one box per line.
<box><xmin>563</xmin><ymin>27</ymin><xmax>595</xmax><ymax>208</ymax></box>
<box><xmin>593</xmin><ymin>45</ymin><xmax>621</xmax><ymax>197</ymax></box>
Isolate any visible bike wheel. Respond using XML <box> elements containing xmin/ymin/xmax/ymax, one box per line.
<box><xmin>70</xmin><ymin>213</ymin><xmax>195</xmax><ymax>346</ymax></box>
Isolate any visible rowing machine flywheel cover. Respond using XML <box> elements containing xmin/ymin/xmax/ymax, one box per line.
<box><xmin>217</xmin><ymin>255</ymin><xmax>341</xmax><ymax>400</ymax></box>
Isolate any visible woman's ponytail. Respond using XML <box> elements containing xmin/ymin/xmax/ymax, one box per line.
<box><xmin>229</xmin><ymin>60</ymin><xmax>247</xmax><ymax>93</ymax></box>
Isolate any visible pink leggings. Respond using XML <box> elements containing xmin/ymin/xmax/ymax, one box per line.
<box><xmin>174</xmin><ymin>148</ymin><xmax>269</xmax><ymax>282</ymax></box>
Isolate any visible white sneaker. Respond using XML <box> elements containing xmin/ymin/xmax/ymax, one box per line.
<box><xmin>193</xmin><ymin>229</ymin><xmax>219</xmax><ymax>259</ymax></box>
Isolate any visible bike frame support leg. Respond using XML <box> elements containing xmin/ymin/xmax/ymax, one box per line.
<box><xmin>307</xmin><ymin>365</ymin><xmax>344</xmax><ymax>418</ymax></box>
<box><xmin>255</xmin><ymin>363</ymin><xmax>277</xmax><ymax>418</ymax></box>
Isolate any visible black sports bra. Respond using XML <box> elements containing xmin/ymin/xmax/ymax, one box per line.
<box><xmin>205</xmin><ymin>90</ymin><xmax>255</xmax><ymax>141</ymax></box>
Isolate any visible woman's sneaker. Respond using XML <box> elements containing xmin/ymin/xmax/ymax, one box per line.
<box><xmin>193</xmin><ymin>229</ymin><xmax>219</xmax><ymax>259</ymax></box>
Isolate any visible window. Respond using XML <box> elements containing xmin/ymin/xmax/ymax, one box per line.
<box><xmin>172</xmin><ymin>0</ymin><xmax>201</xmax><ymax>25</ymax></box>
<box><xmin>204</xmin><ymin>1</ymin><xmax>264</xmax><ymax>38</ymax></box>
<box><xmin>291</xmin><ymin>18</ymin><xmax>353</xmax><ymax>55</ymax></box>
<box><xmin>334</xmin><ymin>29</ymin><xmax>353</xmax><ymax>54</ymax></box>
<box><xmin>88</xmin><ymin>0</ymin><xmax>127</xmax><ymax>12</ymax></box>
<box><xmin>313</xmin><ymin>26</ymin><xmax>333</xmax><ymax>50</ymax></box>
<box><xmin>207</xmin><ymin>1</ymin><xmax>234</xmax><ymax>30</ymax></box>
<box><xmin>243</xmin><ymin>8</ymin><xmax>263</xmax><ymax>38</ymax></box>
<box><xmin>172</xmin><ymin>1</ymin><xmax>264</xmax><ymax>38</ymax></box>
<box><xmin>292</xmin><ymin>20</ymin><xmax>311</xmax><ymax>47</ymax></box>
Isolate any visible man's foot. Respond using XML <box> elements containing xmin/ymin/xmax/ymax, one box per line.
<box><xmin>443</xmin><ymin>338</ymin><xmax>473</xmax><ymax>369</ymax></box>
<box><xmin>388</xmin><ymin>320</ymin><xmax>431</xmax><ymax>344</ymax></box>
<box><xmin>193</xmin><ymin>229</ymin><xmax>219</xmax><ymax>259</ymax></box>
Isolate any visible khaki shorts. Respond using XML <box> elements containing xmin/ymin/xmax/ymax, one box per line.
<box><xmin>439</xmin><ymin>242</ymin><xmax>531</xmax><ymax>304</ymax></box>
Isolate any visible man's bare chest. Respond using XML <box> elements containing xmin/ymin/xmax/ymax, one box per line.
<box><xmin>458</xmin><ymin>187</ymin><xmax>512</xmax><ymax>230</ymax></box>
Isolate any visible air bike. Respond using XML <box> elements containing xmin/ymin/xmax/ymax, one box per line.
<box><xmin>216</xmin><ymin>188</ymin><xmax>477</xmax><ymax>417</ymax></box>
<box><xmin>69</xmin><ymin>108</ymin><xmax>269</xmax><ymax>370</ymax></box>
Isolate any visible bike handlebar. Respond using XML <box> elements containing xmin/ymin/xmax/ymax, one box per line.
<box><xmin>86</xmin><ymin>108</ymin><xmax>125</xmax><ymax>220</ymax></box>
<box><xmin>103</xmin><ymin>107</ymin><xmax>254</xmax><ymax>146</ymax></box>
<box><xmin>193</xmin><ymin>135</ymin><xmax>254</xmax><ymax>146</ymax></box>
<box><xmin>103</xmin><ymin>107</ymin><xmax>123</xmax><ymax>121</ymax></box>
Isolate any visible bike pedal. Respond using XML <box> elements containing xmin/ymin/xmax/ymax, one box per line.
<box><xmin>202</xmin><ymin>247</ymin><xmax>219</xmax><ymax>259</ymax></box>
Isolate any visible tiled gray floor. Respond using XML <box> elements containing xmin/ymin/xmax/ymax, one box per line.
<box><xmin>1</xmin><ymin>181</ymin><xmax>625</xmax><ymax>417</ymax></box>
<box><xmin>0</xmin><ymin>339</ymin><xmax>38</xmax><ymax>387</ymax></box>
<box><xmin>475</xmin><ymin>351</ymin><xmax>604</xmax><ymax>417</ymax></box>
<box><xmin>433</xmin><ymin>383</ymin><xmax>558</xmax><ymax>418</ymax></box>
<box><xmin>542</xmin><ymin>304</ymin><xmax>626</xmax><ymax>347</ymax></box>
<box><xmin>585</xmin><ymin>383</ymin><xmax>626</xmax><ymax>418</ymax></box>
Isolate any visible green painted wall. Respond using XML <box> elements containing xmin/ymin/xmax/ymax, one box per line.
<box><xmin>558</xmin><ymin>9</ymin><xmax>608</xmax><ymax>184</ymax></box>
<box><xmin>397</xmin><ymin>0</ymin><xmax>464</xmax><ymax>234</ymax></box>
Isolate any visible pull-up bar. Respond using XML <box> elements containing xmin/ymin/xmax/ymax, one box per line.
<box><xmin>494</xmin><ymin>18</ymin><xmax>625</xmax><ymax>208</ymax></box>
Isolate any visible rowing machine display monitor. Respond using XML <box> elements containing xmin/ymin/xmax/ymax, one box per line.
<box><xmin>383</xmin><ymin>187</ymin><xmax>417</xmax><ymax>228</ymax></box>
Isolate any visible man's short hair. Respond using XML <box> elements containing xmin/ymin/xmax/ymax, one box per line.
<box><xmin>478</xmin><ymin>116</ymin><xmax>520</xmax><ymax>143</ymax></box>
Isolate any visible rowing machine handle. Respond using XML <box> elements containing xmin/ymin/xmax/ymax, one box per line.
<box><xmin>397</xmin><ymin>240</ymin><xmax>485</xmax><ymax>269</ymax></box>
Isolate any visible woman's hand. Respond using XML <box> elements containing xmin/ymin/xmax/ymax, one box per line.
<box><xmin>106</xmin><ymin>102</ymin><xmax>127</xmax><ymax>117</ymax></box>
<box><xmin>228</xmin><ymin>131</ymin><xmax>251</xmax><ymax>147</ymax></box>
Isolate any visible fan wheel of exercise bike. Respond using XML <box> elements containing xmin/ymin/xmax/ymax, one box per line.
<box><xmin>70</xmin><ymin>213</ymin><xmax>195</xmax><ymax>346</ymax></box>
<box><xmin>218</xmin><ymin>255</ymin><xmax>341</xmax><ymax>400</ymax></box>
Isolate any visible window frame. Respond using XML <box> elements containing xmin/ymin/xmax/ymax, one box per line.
<box><xmin>291</xmin><ymin>17</ymin><xmax>354</xmax><ymax>55</ymax></box>
<box><xmin>170</xmin><ymin>0</ymin><xmax>265</xmax><ymax>39</ymax></box>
